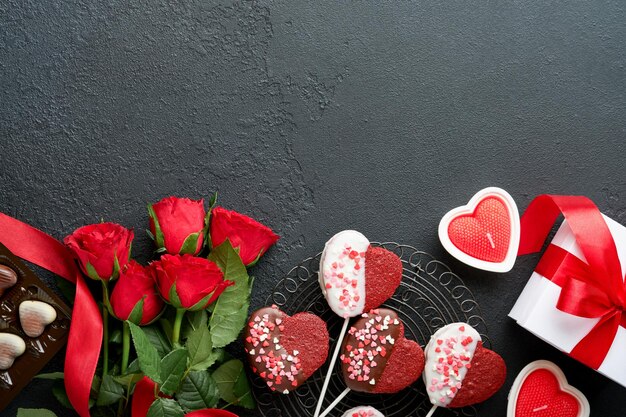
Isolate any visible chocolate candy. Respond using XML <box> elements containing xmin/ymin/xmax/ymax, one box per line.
<box><xmin>0</xmin><ymin>265</ymin><xmax>17</xmax><ymax>297</ymax></box>
<box><xmin>0</xmin><ymin>243</ymin><xmax>71</xmax><ymax>411</ymax></box>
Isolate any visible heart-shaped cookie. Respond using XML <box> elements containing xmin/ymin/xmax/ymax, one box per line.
<box><xmin>342</xmin><ymin>406</ymin><xmax>385</xmax><ymax>417</ymax></box>
<box><xmin>507</xmin><ymin>360</ymin><xmax>589</xmax><ymax>417</ymax></box>
<box><xmin>0</xmin><ymin>333</ymin><xmax>26</xmax><ymax>370</ymax></box>
<box><xmin>319</xmin><ymin>231</ymin><xmax>403</xmax><ymax>318</ymax></box>
<box><xmin>0</xmin><ymin>264</ymin><xmax>18</xmax><ymax>297</ymax></box>
<box><xmin>340</xmin><ymin>308</ymin><xmax>424</xmax><ymax>393</ymax></box>
<box><xmin>438</xmin><ymin>187</ymin><xmax>519</xmax><ymax>272</ymax></box>
<box><xmin>424</xmin><ymin>323</ymin><xmax>506</xmax><ymax>408</ymax></box>
<box><xmin>244</xmin><ymin>305</ymin><xmax>329</xmax><ymax>394</ymax></box>
<box><xmin>19</xmin><ymin>300</ymin><xmax>58</xmax><ymax>338</ymax></box>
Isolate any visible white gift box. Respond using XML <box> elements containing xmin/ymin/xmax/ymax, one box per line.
<box><xmin>509</xmin><ymin>214</ymin><xmax>626</xmax><ymax>388</ymax></box>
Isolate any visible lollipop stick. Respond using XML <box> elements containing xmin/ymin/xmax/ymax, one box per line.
<box><xmin>425</xmin><ymin>405</ymin><xmax>437</xmax><ymax>417</ymax></box>
<box><xmin>318</xmin><ymin>387</ymin><xmax>351</xmax><ymax>417</ymax></box>
<box><xmin>313</xmin><ymin>317</ymin><xmax>350</xmax><ymax>417</ymax></box>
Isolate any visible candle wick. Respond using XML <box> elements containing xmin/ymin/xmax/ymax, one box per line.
<box><xmin>486</xmin><ymin>233</ymin><xmax>495</xmax><ymax>249</ymax></box>
<box><xmin>532</xmin><ymin>405</ymin><xmax>548</xmax><ymax>412</ymax></box>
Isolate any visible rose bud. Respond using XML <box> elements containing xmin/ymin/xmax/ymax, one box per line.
<box><xmin>110</xmin><ymin>261</ymin><xmax>164</xmax><ymax>325</ymax></box>
<box><xmin>64</xmin><ymin>222</ymin><xmax>134</xmax><ymax>281</ymax></box>
<box><xmin>148</xmin><ymin>196</ymin><xmax>206</xmax><ymax>255</ymax></box>
<box><xmin>151</xmin><ymin>254</ymin><xmax>233</xmax><ymax>310</ymax></box>
<box><xmin>209</xmin><ymin>207</ymin><xmax>279</xmax><ymax>266</ymax></box>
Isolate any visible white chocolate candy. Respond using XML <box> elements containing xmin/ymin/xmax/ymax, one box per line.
<box><xmin>319</xmin><ymin>230</ymin><xmax>369</xmax><ymax>318</ymax></box>
<box><xmin>341</xmin><ymin>406</ymin><xmax>385</xmax><ymax>417</ymax></box>
<box><xmin>0</xmin><ymin>333</ymin><xmax>26</xmax><ymax>370</ymax></box>
<box><xmin>423</xmin><ymin>323</ymin><xmax>480</xmax><ymax>407</ymax></box>
<box><xmin>19</xmin><ymin>300</ymin><xmax>57</xmax><ymax>338</ymax></box>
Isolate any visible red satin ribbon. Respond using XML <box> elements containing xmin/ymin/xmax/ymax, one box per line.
<box><xmin>0</xmin><ymin>213</ymin><xmax>101</xmax><ymax>417</ymax></box>
<box><xmin>518</xmin><ymin>195</ymin><xmax>626</xmax><ymax>369</ymax></box>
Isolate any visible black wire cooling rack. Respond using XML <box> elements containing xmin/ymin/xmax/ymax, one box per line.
<box><xmin>251</xmin><ymin>242</ymin><xmax>490</xmax><ymax>417</ymax></box>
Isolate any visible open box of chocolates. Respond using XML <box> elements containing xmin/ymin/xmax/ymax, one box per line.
<box><xmin>0</xmin><ymin>242</ymin><xmax>71</xmax><ymax>410</ymax></box>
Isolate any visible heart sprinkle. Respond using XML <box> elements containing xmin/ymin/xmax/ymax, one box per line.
<box><xmin>341</xmin><ymin>406</ymin><xmax>385</xmax><ymax>417</ymax></box>
<box><xmin>0</xmin><ymin>333</ymin><xmax>26</xmax><ymax>370</ymax></box>
<box><xmin>0</xmin><ymin>264</ymin><xmax>18</xmax><ymax>297</ymax></box>
<box><xmin>19</xmin><ymin>300</ymin><xmax>58</xmax><ymax>338</ymax></box>
<box><xmin>245</xmin><ymin>305</ymin><xmax>302</xmax><ymax>394</ymax></box>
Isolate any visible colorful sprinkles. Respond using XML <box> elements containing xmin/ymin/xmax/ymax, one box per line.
<box><xmin>342</xmin><ymin>406</ymin><xmax>384</xmax><ymax>417</ymax></box>
<box><xmin>244</xmin><ymin>305</ymin><xmax>302</xmax><ymax>394</ymax></box>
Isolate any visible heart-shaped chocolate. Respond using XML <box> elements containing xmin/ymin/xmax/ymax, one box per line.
<box><xmin>438</xmin><ymin>187</ymin><xmax>519</xmax><ymax>272</ymax></box>
<box><xmin>342</xmin><ymin>406</ymin><xmax>385</xmax><ymax>417</ymax></box>
<box><xmin>319</xmin><ymin>231</ymin><xmax>403</xmax><ymax>318</ymax></box>
<box><xmin>507</xmin><ymin>360</ymin><xmax>589</xmax><ymax>417</ymax></box>
<box><xmin>340</xmin><ymin>308</ymin><xmax>424</xmax><ymax>393</ymax></box>
<box><xmin>0</xmin><ymin>333</ymin><xmax>26</xmax><ymax>370</ymax></box>
<box><xmin>19</xmin><ymin>300</ymin><xmax>58</xmax><ymax>338</ymax></box>
<box><xmin>0</xmin><ymin>264</ymin><xmax>18</xmax><ymax>297</ymax></box>
<box><xmin>424</xmin><ymin>322</ymin><xmax>506</xmax><ymax>408</ymax></box>
<box><xmin>244</xmin><ymin>305</ymin><xmax>329</xmax><ymax>394</ymax></box>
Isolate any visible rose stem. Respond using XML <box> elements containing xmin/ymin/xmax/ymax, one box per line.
<box><xmin>121</xmin><ymin>321</ymin><xmax>130</xmax><ymax>373</ymax></box>
<box><xmin>101</xmin><ymin>280</ymin><xmax>111</xmax><ymax>376</ymax></box>
<box><xmin>313</xmin><ymin>317</ymin><xmax>350</xmax><ymax>417</ymax></box>
<box><xmin>171</xmin><ymin>308</ymin><xmax>186</xmax><ymax>346</ymax></box>
<box><xmin>318</xmin><ymin>387</ymin><xmax>350</xmax><ymax>417</ymax></box>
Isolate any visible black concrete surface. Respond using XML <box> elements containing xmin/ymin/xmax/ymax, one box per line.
<box><xmin>1</xmin><ymin>1</ymin><xmax>625</xmax><ymax>416</ymax></box>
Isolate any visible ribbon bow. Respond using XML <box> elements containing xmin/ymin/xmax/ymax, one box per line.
<box><xmin>518</xmin><ymin>194</ymin><xmax>626</xmax><ymax>369</ymax></box>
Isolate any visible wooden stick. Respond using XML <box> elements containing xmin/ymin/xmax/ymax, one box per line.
<box><xmin>313</xmin><ymin>317</ymin><xmax>350</xmax><ymax>417</ymax></box>
<box><xmin>318</xmin><ymin>387</ymin><xmax>351</xmax><ymax>417</ymax></box>
<box><xmin>425</xmin><ymin>405</ymin><xmax>437</xmax><ymax>417</ymax></box>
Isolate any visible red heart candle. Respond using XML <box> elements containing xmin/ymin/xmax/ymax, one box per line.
<box><xmin>508</xmin><ymin>360</ymin><xmax>589</xmax><ymax>417</ymax></box>
<box><xmin>438</xmin><ymin>187</ymin><xmax>520</xmax><ymax>272</ymax></box>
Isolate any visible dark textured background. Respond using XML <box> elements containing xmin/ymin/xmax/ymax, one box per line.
<box><xmin>1</xmin><ymin>0</ymin><xmax>625</xmax><ymax>416</ymax></box>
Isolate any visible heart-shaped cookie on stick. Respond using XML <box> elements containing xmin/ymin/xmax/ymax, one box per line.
<box><xmin>244</xmin><ymin>305</ymin><xmax>329</xmax><ymax>394</ymax></box>
<box><xmin>439</xmin><ymin>187</ymin><xmax>519</xmax><ymax>272</ymax></box>
<box><xmin>315</xmin><ymin>230</ymin><xmax>403</xmax><ymax>417</ymax></box>
<box><xmin>423</xmin><ymin>322</ymin><xmax>506</xmax><ymax>417</ymax></box>
<box><xmin>318</xmin><ymin>308</ymin><xmax>424</xmax><ymax>417</ymax></box>
<box><xmin>0</xmin><ymin>333</ymin><xmax>26</xmax><ymax>370</ymax></box>
<box><xmin>508</xmin><ymin>360</ymin><xmax>589</xmax><ymax>417</ymax></box>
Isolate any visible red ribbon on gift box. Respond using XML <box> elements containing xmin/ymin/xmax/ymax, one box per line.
<box><xmin>0</xmin><ymin>213</ymin><xmax>101</xmax><ymax>417</ymax></box>
<box><xmin>518</xmin><ymin>195</ymin><xmax>626</xmax><ymax>370</ymax></box>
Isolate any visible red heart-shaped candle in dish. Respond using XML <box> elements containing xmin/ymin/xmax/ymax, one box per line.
<box><xmin>244</xmin><ymin>305</ymin><xmax>329</xmax><ymax>394</ymax></box>
<box><xmin>508</xmin><ymin>360</ymin><xmax>589</xmax><ymax>417</ymax></box>
<box><xmin>340</xmin><ymin>308</ymin><xmax>425</xmax><ymax>393</ymax></box>
<box><xmin>319</xmin><ymin>231</ymin><xmax>403</xmax><ymax>318</ymax></box>
<box><xmin>424</xmin><ymin>322</ymin><xmax>506</xmax><ymax>408</ymax></box>
<box><xmin>438</xmin><ymin>187</ymin><xmax>520</xmax><ymax>273</ymax></box>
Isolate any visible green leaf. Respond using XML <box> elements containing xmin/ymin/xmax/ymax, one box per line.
<box><xmin>143</xmin><ymin>324</ymin><xmax>172</xmax><ymax>358</ymax></box>
<box><xmin>128</xmin><ymin>297</ymin><xmax>145</xmax><ymax>324</ymax></box>
<box><xmin>177</xmin><ymin>371</ymin><xmax>219</xmax><ymax>412</ymax></box>
<box><xmin>55</xmin><ymin>276</ymin><xmax>75</xmax><ymax>304</ymax></box>
<box><xmin>159</xmin><ymin>348</ymin><xmax>188</xmax><ymax>396</ymax></box>
<box><xmin>179</xmin><ymin>232</ymin><xmax>202</xmax><ymax>255</ymax></box>
<box><xmin>113</xmin><ymin>372</ymin><xmax>143</xmax><ymax>387</ymax></box>
<box><xmin>186</xmin><ymin>323</ymin><xmax>212</xmax><ymax>369</ymax></box>
<box><xmin>52</xmin><ymin>380</ymin><xmax>73</xmax><ymax>409</ymax></box>
<box><xmin>183</xmin><ymin>310</ymin><xmax>208</xmax><ymax>339</ymax></box>
<box><xmin>85</xmin><ymin>262</ymin><xmax>101</xmax><ymax>281</ymax></box>
<box><xmin>208</xmin><ymin>240</ymin><xmax>251</xmax><ymax>347</ymax></box>
<box><xmin>147</xmin><ymin>204</ymin><xmax>165</xmax><ymax>249</ymax></box>
<box><xmin>146</xmin><ymin>398</ymin><xmax>184</xmax><ymax>417</ymax></box>
<box><xmin>212</xmin><ymin>359</ymin><xmax>255</xmax><ymax>409</ymax></box>
<box><xmin>191</xmin><ymin>347</ymin><xmax>224</xmax><ymax>371</ymax></box>
<box><xmin>126</xmin><ymin>358</ymin><xmax>140</xmax><ymax>374</ymax></box>
<box><xmin>128</xmin><ymin>322</ymin><xmax>162</xmax><ymax>384</ymax></box>
<box><xmin>208</xmin><ymin>191</ymin><xmax>218</xmax><ymax>208</ymax></box>
<box><xmin>17</xmin><ymin>409</ymin><xmax>58</xmax><ymax>417</ymax></box>
<box><xmin>96</xmin><ymin>374</ymin><xmax>125</xmax><ymax>406</ymax></box>
<box><xmin>35</xmin><ymin>372</ymin><xmax>64</xmax><ymax>380</ymax></box>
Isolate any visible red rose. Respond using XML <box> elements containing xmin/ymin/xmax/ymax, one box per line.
<box><xmin>110</xmin><ymin>261</ymin><xmax>164</xmax><ymax>325</ymax></box>
<box><xmin>151</xmin><ymin>254</ymin><xmax>232</xmax><ymax>310</ymax></box>
<box><xmin>149</xmin><ymin>196</ymin><xmax>206</xmax><ymax>255</ymax></box>
<box><xmin>209</xmin><ymin>207</ymin><xmax>279</xmax><ymax>266</ymax></box>
<box><xmin>64</xmin><ymin>222</ymin><xmax>134</xmax><ymax>281</ymax></box>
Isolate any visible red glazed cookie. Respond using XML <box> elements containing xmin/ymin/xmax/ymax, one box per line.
<box><xmin>244</xmin><ymin>305</ymin><xmax>329</xmax><ymax>394</ymax></box>
<box><xmin>319</xmin><ymin>231</ymin><xmax>402</xmax><ymax>318</ymax></box>
<box><xmin>339</xmin><ymin>308</ymin><xmax>424</xmax><ymax>393</ymax></box>
<box><xmin>423</xmin><ymin>322</ymin><xmax>506</xmax><ymax>408</ymax></box>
